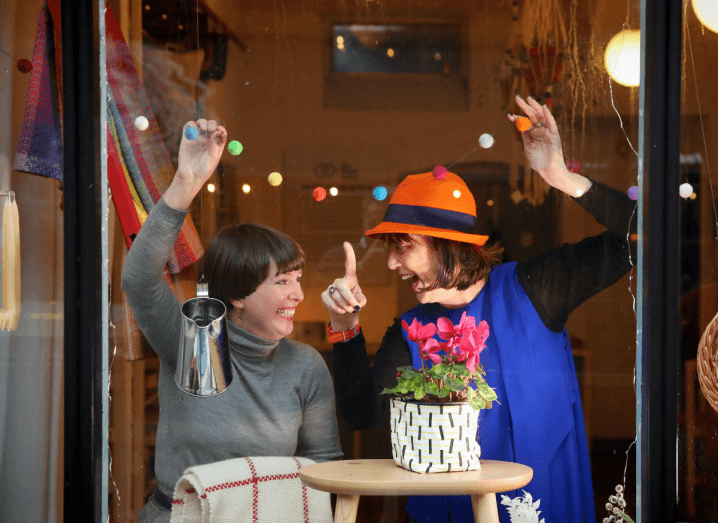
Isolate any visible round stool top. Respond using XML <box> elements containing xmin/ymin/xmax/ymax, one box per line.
<box><xmin>299</xmin><ymin>459</ymin><xmax>533</xmax><ymax>497</ymax></box>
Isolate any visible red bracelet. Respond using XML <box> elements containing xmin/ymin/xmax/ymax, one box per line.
<box><xmin>327</xmin><ymin>323</ymin><xmax>361</xmax><ymax>344</ymax></box>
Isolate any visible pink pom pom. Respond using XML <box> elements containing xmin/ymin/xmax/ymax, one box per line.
<box><xmin>433</xmin><ymin>165</ymin><xmax>447</xmax><ymax>180</ymax></box>
<box><xmin>567</xmin><ymin>160</ymin><xmax>581</xmax><ymax>174</ymax></box>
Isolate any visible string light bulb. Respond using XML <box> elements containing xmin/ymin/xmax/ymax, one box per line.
<box><xmin>242</xmin><ymin>184</ymin><xmax>251</xmax><ymax>194</ymax></box>
<box><xmin>692</xmin><ymin>0</ymin><xmax>718</xmax><ymax>33</ymax></box>
<box><xmin>207</xmin><ymin>183</ymin><xmax>216</xmax><ymax>193</ymax></box>
<box><xmin>604</xmin><ymin>29</ymin><xmax>641</xmax><ymax>87</ymax></box>
<box><xmin>329</xmin><ymin>187</ymin><xmax>339</xmax><ymax>196</ymax></box>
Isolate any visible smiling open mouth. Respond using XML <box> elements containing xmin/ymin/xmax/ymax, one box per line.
<box><xmin>277</xmin><ymin>308</ymin><xmax>295</xmax><ymax>320</ymax></box>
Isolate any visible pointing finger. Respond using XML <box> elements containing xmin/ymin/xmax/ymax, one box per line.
<box><xmin>344</xmin><ymin>242</ymin><xmax>357</xmax><ymax>284</ymax></box>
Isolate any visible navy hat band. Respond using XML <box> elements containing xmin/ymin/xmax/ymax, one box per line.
<box><xmin>382</xmin><ymin>203</ymin><xmax>476</xmax><ymax>234</ymax></box>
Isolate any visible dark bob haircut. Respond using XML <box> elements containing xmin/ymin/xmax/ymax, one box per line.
<box><xmin>203</xmin><ymin>223</ymin><xmax>305</xmax><ymax>310</ymax></box>
<box><xmin>379</xmin><ymin>233</ymin><xmax>504</xmax><ymax>292</ymax></box>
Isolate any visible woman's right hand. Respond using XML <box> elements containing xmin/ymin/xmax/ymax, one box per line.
<box><xmin>322</xmin><ymin>242</ymin><xmax>368</xmax><ymax>331</ymax></box>
<box><xmin>164</xmin><ymin>119</ymin><xmax>227</xmax><ymax>210</ymax></box>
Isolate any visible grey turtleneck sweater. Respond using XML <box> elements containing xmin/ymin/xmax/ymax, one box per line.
<box><xmin>121</xmin><ymin>198</ymin><xmax>342</xmax><ymax>501</ymax></box>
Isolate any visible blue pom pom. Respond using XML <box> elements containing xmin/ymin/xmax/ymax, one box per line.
<box><xmin>185</xmin><ymin>127</ymin><xmax>200</xmax><ymax>140</ymax></box>
<box><xmin>373</xmin><ymin>186</ymin><xmax>388</xmax><ymax>201</ymax></box>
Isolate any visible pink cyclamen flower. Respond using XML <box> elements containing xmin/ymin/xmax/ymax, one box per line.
<box><xmin>402</xmin><ymin>318</ymin><xmax>437</xmax><ymax>343</ymax></box>
<box><xmin>421</xmin><ymin>338</ymin><xmax>445</xmax><ymax>366</ymax></box>
<box><xmin>437</xmin><ymin>312</ymin><xmax>477</xmax><ymax>340</ymax></box>
<box><xmin>458</xmin><ymin>320</ymin><xmax>490</xmax><ymax>374</ymax></box>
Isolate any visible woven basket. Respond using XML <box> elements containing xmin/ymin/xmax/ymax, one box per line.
<box><xmin>697</xmin><ymin>310</ymin><xmax>718</xmax><ymax>414</ymax></box>
<box><xmin>390</xmin><ymin>398</ymin><xmax>481</xmax><ymax>474</ymax></box>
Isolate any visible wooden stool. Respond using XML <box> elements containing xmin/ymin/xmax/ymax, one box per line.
<box><xmin>299</xmin><ymin>459</ymin><xmax>533</xmax><ymax>523</ymax></box>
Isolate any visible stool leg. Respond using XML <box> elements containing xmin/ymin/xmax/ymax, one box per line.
<box><xmin>334</xmin><ymin>494</ymin><xmax>360</xmax><ymax>523</ymax></box>
<box><xmin>471</xmin><ymin>493</ymin><xmax>499</xmax><ymax>523</ymax></box>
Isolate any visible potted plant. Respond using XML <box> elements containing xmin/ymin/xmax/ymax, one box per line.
<box><xmin>382</xmin><ymin>312</ymin><xmax>497</xmax><ymax>473</ymax></box>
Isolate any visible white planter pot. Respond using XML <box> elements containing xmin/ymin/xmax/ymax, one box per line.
<box><xmin>390</xmin><ymin>398</ymin><xmax>481</xmax><ymax>473</ymax></box>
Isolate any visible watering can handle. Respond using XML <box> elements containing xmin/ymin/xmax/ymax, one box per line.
<box><xmin>197</xmin><ymin>281</ymin><xmax>209</xmax><ymax>298</ymax></box>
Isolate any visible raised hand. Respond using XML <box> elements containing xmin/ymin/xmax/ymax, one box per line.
<box><xmin>165</xmin><ymin>119</ymin><xmax>227</xmax><ymax>210</ymax></box>
<box><xmin>177</xmin><ymin>119</ymin><xmax>228</xmax><ymax>185</ymax></box>
<box><xmin>508</xmin><ymin>95</ymin><xmax>591</xmax><ymax>197</ymax></box>
<box><xmin>322</xmin><ymin>242</ymin><xmax>368</xmax><ymax>330</ymax></box>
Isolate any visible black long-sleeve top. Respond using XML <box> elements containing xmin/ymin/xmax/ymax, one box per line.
<box><xmin>333</xmin><ymin>180</ymin><xmax>637</xmax><ymax>430</ymax></box>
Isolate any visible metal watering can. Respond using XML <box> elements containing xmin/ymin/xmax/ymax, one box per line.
<box><xmin>175</xmin><ymin>282</ymin><xmax>233</xmax><ymax>396</ymax></box>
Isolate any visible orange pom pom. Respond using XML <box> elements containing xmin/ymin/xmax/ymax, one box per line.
<box><xmin>516</xmin><ymin>117</ymin><xmax>531</xmax><ymax>132</ymax></box>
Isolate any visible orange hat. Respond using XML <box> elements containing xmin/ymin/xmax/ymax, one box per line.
<box><xmin>365</xmin><ymin>171</ymin><xmax>488</xmax><ymax>246</ymax></box>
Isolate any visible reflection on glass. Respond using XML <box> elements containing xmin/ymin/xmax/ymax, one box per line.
<box><xmin>677</xmin><ymin>3</ymin><xmax>718</xmax><ymax>519</ymax></box>
<box><xmin>332</xmin><ymin>24</ymin><xmax>460</xmax><ymax>74</ymax></box>
<box><xmin>102</xmin><ymin>1</ymin><xmax>654</xmax><ymax>522</ymax></box>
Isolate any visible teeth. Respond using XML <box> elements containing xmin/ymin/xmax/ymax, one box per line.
<box><xmin>401</xmin><ymin>274</ymin><xmax>413</xmax><ymax>280</ymax></box>
<box><xmin>277</xmin><ymin>309</ymin><xmax>294</xmax><ymax>317</ymax></box>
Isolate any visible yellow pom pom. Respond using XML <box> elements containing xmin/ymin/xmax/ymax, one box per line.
<box><xmin>268</xmin><ymin>172</ymin><xmax>283</xmax><ymax>186</ymax></box>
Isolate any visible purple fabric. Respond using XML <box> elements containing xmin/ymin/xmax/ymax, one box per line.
<box><xmin>14</xmin><ymin>3</ymin><xmax>63</xmax><ymax>180</ymax></box>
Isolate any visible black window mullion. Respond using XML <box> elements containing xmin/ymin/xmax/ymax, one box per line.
<box><xmin>62</xmin><ymin>0</ymin><xmax>104</xmax><ymax>521</ymax></box>
<box><xmin>638</xmin><ymin>0</ymin><xmax>682</xmax><ymax>520</ymax></box>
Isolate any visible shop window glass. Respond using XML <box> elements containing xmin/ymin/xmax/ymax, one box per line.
<box><xmin>677</xmin><ymin>3</ymin><xmax>718</xmax><ymax>519</ymax></box>
<box><xmin>97</xmin><ymin>1</ymin><xmax>699</xmax><ymax>522</ymax></box>
<box><xmin>0</xmin><ymin>0</ymin><xmax>64</xmax><ymax>520</ymax></box>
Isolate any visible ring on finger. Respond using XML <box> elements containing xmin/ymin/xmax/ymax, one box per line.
<box><xmin>536</xmin><ymin>121</ymin><xmax>544</xmax><ymax>127</ymax></box>
<box><xmin>328</xmin><ymin>286</ymin><xmax>336</xmax><ymax>295</ymax></box>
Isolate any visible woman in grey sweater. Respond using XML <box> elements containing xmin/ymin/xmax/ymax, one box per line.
<box><xmin>122</xmin><ymin>119</ymin><xmax>342</xmax><ymax>523</ymax></box>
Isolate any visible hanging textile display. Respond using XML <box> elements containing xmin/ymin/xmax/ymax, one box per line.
<box><xmin>13</xmin><ymin>0</ymin><xmax>62</xmax><ymax>180</ymax></box>
<box><xmin>1</xmin><ymin>193</ymin><xmax>21</xmax><ymax>332</ymax></box>
<box><xmin>15</xmin><ymin>2</ymin><xmax>204</xmax><ymax>358</ymax></box>
<box><xmin>105</xmin><ymin>8</ymin><xmax>203</xmax><ymax>272</ymax></box>
<box><xmin>14</xmin><ymin>1</ymin><xmax>203</xmax><ymax>273</ymax></box>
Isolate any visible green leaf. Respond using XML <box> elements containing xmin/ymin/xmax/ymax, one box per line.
<box><xmin>444</xmin><ymin>375</ymin><xmax>466</xmax><ymax>392</ymax></box>
<box><xmin>398</xmin><ymin>367</ymin><xmax>422</xmax><ymax>379</ymax></box>
<box><xmin>438</xmin><ymin>386</ymin><xmax>452</xmax><ymax>398</ymax></box>
<box><xmin>425</xmin><ymin>382</ymin><xmax>440</xmax><ymax>395</ymax></box>
<box><xmin>413</xmin><ymin>385</ymin><xmax>426</xmax><ymax>400</ymax></box>
<box><xmin>450</xmin><ymin>364</ymin><xmax>471</xmax><ymax>377</ymax></box>
<box><xmin>468</xmin><ymin>395</ymin><xmax>485</xmax><ymax>410</ymax></box>
<box><xmin>475</xmin><ymin>381</ymin><xmax>498</xmax><ymax>402</ymax></box>
<box><xmin>427</xmin><ymin>363</ymin><xmax>450</xmax><ymax>378</ymax></box>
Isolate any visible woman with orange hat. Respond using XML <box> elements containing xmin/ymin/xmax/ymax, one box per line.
<box><xmin>321</xmin><ymin>95</ymin><xmax>635</xmax><ymax>523</ymax></box>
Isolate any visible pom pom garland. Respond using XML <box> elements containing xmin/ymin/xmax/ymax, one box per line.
<box><xmin>313</xmin><ymin>187</ymin><xmax>327</xmax><ymax>201</ymax></box>
<box><xmin>17</xmin><ymin>59</ymin><xmax>33</xmax><ymax>73</ymax></box>
<box><xmin>134</xmin><ymin>116</ymin><xmax>149</xmax><ymax>131</ymax></box>
<box><xmin>516</xmin><ymin>117</ymin><xmax>531</xmax><ymax>132</ymax></box>
<box><xmin>373</xmin><ymin>186</ymin><xmax>388</xmax><ymax>201</ymax></box>
<box><xmin>567</xmin><ymin>160</ymin><xmax>581</xmax><ymax>173</ymax></box>
<box><xmin>679</xmin><ymin>183</ymin><xmax>693</xmax><ymax>199</ymax></box>
<box><xmin>184</xmin><ymin>127</ymin><xmax>199</xmax><ymax>140</ymax></box>
<box><xmin>228</xmin><ymin>140</ymin><xmax>243</xmax><ymax>155</ymax></box>
<box><xmin>433</xmin><ymin>165</ymin><xmax>447</xmax><ymax>179</ymax></box>
<box><xmin>479</xmin><ymin>134</ymin><xmax>494</xmax><ymax>149</ymax></box>
<box><xmin>268</xmin><ymin>172</ymin><xmax>283</xmax><ymax>186</ymax></box>
<box><xmin>628</xmin><ymin>186</ymin><xmax>638</xmax><ymax>200</ymax></box>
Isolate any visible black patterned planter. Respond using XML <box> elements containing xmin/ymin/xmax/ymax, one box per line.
<box><xmin>390</xmin><ymin>398</ymin><xmax>481</xmax><ymax>473</ymax></box>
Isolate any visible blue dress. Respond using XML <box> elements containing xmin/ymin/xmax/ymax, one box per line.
<box><xmin>401</xmin><ymin>262</ymin><xmax>595</xmax><ymax>523</ymax></box>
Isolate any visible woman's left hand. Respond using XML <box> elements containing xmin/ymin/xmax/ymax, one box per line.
<box><xmin>508</xmin><ymin>95</ymin><xmax>563</xmax><ymax>176</ymax></box>
<box><xmin>508</xmin><ymin>95</ymin><xmax>591</xmax><ymax>197</ymax></box>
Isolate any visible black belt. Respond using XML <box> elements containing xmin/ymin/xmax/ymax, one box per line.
<box><xmin>153</xmin><ymin>485</ymin><xmax>173</xmax><ymax>511</ymax></box>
